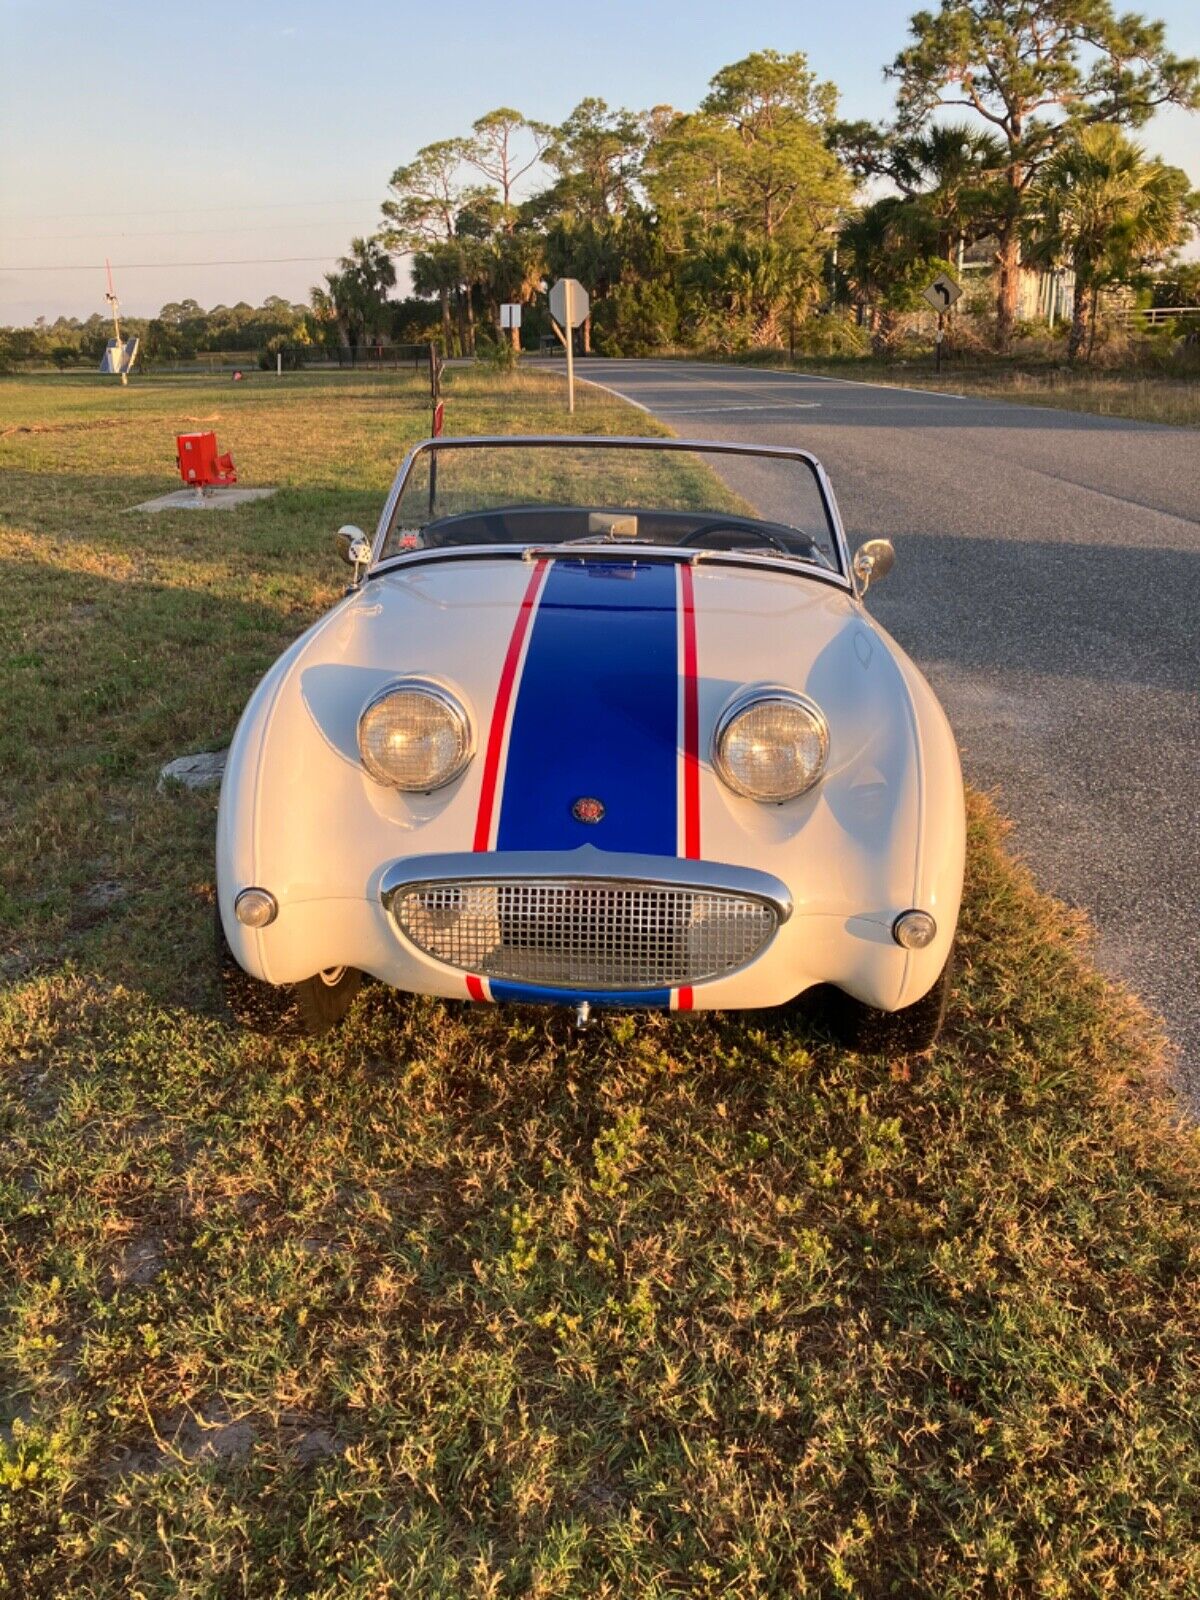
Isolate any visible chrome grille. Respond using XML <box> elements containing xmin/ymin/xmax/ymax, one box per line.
<box><xmin>391</xmin><ymin>878</ymin><xmax>777</xmax><ymax>990</ymax></box>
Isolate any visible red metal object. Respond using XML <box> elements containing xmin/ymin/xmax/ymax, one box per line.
<box><xmin>176</xmin><ymin>431</ymin><xmax>238</xmax><ymax>489</ymax></box>
<box><xmin>432</xmin><ymin>400</ymin><xmax>445</xmax><ymax>437</ymax></box>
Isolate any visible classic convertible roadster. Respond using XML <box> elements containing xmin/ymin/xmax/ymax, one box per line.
<box><xmin>216</xmin><ymin>435</ymin><xmax>964</xmax><ymax>1048</ymax></box>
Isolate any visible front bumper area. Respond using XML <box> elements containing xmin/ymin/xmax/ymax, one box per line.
<box><xmin>224</xmin><ymin>846</ymin><xmax>943</xmax><ymax>1014</ymax></box>
<box><xmin>381</xmin><ymin>846</ymin><xmax>791</xmax><ymax>1006</ymax></box>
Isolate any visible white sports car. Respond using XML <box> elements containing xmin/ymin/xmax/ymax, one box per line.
<box><xmin>216</xmin><ymin>434</ymin><xmax>964</xmax><ymax>1048</ymax></box>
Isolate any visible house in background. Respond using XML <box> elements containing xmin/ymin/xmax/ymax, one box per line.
<box><xmin>959</xmin><ymin>238</ymin><xmax>1076</xmax><ymax>325</ymax></box>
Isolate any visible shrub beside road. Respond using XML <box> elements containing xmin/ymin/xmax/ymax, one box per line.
<box><xmin>2</xmin><ymin>371</ymin><xmax>1199</xmax><ymax>1596</ymax></box>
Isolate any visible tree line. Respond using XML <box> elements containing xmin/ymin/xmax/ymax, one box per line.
<box><xmin>356</xmin><ymin>0</ymin><xmax>1199</xmax><ymax>364</ymax></box>
<box><xmin>4</xmin><ymin>0</ymin><xmax>1197</xmax><ymax>372</ymax></box>
<box><xmin>0</xmin><ymin>287</ymin><xmax>444</xmax><ymax>371</ymax></box>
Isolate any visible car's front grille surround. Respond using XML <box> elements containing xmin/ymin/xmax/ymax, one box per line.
<box><xmin>390</xmin><ymin>877</ymin><xmax>778</xmax><ymax>990</ymax></box>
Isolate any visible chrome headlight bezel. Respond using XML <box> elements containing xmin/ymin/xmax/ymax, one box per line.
<box><xmin>712</xmin><ymin>687</ymin><xmax>830</xmax><ymax>803</ymax></box>
<box><xmin>357</xmin><ymin>677</ymin><xmax>474</xmax><ymax>792</ymax></box>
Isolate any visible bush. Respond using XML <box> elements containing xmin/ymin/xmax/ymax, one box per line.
<box><xmin>593</xmin><ymin>282</ymin><xmax>680</xmax><ymax>357</ymax></box>
<box><xmin>259</xmin><ymin>334</ymin><xmax>303</xmax><ymax>371</ymax></box>
<box><xmin>791</xmin><ymin>312</ymin><xmax>868</xmax><ymax>359</ymax></box>
<box><xmin>475</xmin><ymin>327</ymin><xmax>519</xmax><ymax>371</ymax></box>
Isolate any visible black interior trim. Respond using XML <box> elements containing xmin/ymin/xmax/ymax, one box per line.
<box><xmin>406</xmin><ymin>504</ymin><xmax>824</xmax><ymax>560</ymax></box>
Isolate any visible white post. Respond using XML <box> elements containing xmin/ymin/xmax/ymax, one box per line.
<box><xmin>564</xmin><ymin>280</ymin><xmax>575</xmax><ymax>415</ymax></box>
<box><xmin>276</xmin><ymin>350</ymin><xmax>283</xmax><ymax>377</ymax></box>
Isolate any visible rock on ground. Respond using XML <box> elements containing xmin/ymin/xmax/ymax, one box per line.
<box><xmin>158</xmin><ymin>750</ymin><xmax>227</xmax><ymax>792</ymax></box>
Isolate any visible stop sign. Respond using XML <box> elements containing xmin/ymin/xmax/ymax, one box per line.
<box><xmin>549</xmin><ymin>278</ymin><xmax>589</xmax><ymax>329</ymax></box>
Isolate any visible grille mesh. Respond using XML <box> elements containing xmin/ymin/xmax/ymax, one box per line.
<box><xmin>392</xmin><ymin>879</ymin><xmax>777</xmax><ymax>990</ymax></box>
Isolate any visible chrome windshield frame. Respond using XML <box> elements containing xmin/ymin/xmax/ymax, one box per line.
<box><xmin>368</xmin><ymin>434</ymin><xmax>853</xmax><ymax>590</ymax></box>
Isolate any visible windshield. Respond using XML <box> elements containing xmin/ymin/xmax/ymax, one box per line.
<box><xmin>379</xmin><ymin>438</ymin><xmax>843</xmax><ymax>575</ymax></box>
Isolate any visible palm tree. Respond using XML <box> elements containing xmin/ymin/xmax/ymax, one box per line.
<box><xmin>839</xmin><ymin>198</ymin><xmax>941</xmax><ymax>352</ymax></box>
<box><xmin>313</xmin><ymin>237</ymin><xmax>397</xmax><ymax>352</ymax></box>
<box><xmin>1026</xmin><ymin>127</ymin><xmax>1195</xmax><ymax>364</ymax></box>
<box><xmin>411</xmin><ymin>243</ymin><xmax>467</xmax><ymax>356</ymax></box>
<box><xmin>478</xmin><ymin>229</ymin><xmax>546</xmax><ymax>350</ymax></box>
<box><xmin>891</xmin><ymin>121</ymin><xmax>1005</xmax><ymax>264</ymax></box>
<box><xmin>682</xmin><ymin>234</ymin><xmax>802</xmax><ymax>348</ymax></box>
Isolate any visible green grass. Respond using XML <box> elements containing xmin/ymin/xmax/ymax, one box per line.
<box><xmin>3</xmin><ymin>370</ymin><xmax>1200</xmax><ymax>1599</ymax></box>
<box><xmin>674</xmin><ymin>349</ymin><xmax>1200</xmax><ymax>429</ymax></box>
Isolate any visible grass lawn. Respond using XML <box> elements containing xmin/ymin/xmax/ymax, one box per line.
<box><xmin>2</xmin><ymin>369</ymin><xmax>1199</xmax><ymax>1599</ymax></box>
<box><xmin>679</xmin><ymin>350</ymin><xmax>1200</xmax><ymax>430</ymax></box>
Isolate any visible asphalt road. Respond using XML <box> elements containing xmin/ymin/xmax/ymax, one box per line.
<box><xmin>580</xmin><ymin>358</ymin><xmax>1200</xmax><ymax>1105</ymax></box>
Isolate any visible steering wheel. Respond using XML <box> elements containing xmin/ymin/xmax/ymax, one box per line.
<box><xmin>678</xmin><ymin>519</ymin><xmax>792</xmax><ymax>553</ymax></box>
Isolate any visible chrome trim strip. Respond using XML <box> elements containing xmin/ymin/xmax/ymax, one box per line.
<box><xmin>369</xmin><ymin>433</ymin><xmax>852</xmax><ymax>587</ymax></box>
<box><xmin>379</xmin><ymin>845</ymin><xmax>793</xmax><ymax>924</ymax></box>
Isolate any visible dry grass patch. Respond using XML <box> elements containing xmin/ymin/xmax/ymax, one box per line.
<box><xmin>690</xmin><ymin>349</ymin><xmax>1200</xmax><ymax>429</ymax></box>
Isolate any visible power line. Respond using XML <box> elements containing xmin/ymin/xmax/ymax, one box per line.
<box><xmin>6</xmin><ymin>219</ymin><xmax>378</xmax><ymax>244</ymax></box>
<box><xmin>0</xmin><ymin>255</ymin><xmax>349</xmax><ymax>274</ymax></box>
<box><xmin>3</xmin><ymin>197</ymin><xmax>380</xmax><ymax>223</ymax></box>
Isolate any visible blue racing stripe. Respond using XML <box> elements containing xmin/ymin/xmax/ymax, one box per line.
<box><xmin>488</xmin><ymin>981</ymin><xmax>672</xmax><ymax>1010</ymax></box>
<box><xmin>496</xmin><ymin>560</ymin><xmax>680</xmax><ymax>855</ymax></box>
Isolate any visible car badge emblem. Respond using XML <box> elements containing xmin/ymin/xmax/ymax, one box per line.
<box><xmin>572</xmin><ymin>796</ymin><xmax>605</xmax><ymax>824</ymax></box>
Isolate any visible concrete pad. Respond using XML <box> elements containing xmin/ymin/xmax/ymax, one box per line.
<box><xmin>131</xmin><ymin>487</ymin><xmax>277</xmax><ymax>513</ymax></box>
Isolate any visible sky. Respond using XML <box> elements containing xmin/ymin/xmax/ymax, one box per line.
<box><xmin>2</xmin><ymin>0</ymin><xmax>1198</xmax><ymax>325</ymax></box>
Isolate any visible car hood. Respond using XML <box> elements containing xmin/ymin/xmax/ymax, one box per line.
<box><xmin>230</xmin><ymin>552</ymin><xmax>937</xmax><ymax>918</ymax></box>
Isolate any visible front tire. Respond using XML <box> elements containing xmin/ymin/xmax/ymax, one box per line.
<box><xmin>216</xmin><ymin>907</ymin><xmax>362</xmax><ymax>1036</ymax></box>
<box><xmin>822</xmin><ymin>948</ymin><xmax>955</xmax><ymax>1055</ymax></box>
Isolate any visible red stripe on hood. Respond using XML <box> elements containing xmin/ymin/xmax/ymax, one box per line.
<box><xmin>473</xmin><ymin>559</ymin><xmax>549</xmax><ymax>852</ymax></box>
<box><xmin>679</xmin><ymin>563</ymin><xmax>701</xmax><ymax>860</ymax></box>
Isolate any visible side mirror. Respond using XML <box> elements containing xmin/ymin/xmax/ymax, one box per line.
<box><xmin>852</xmin><ymin>538</ymin><xmax>895</xmax><ymax>593</ymax></box>
<box><xmin>335</xmin><ymin>524</ymin><xmax>372</xmax><ymax>587</ymax></box>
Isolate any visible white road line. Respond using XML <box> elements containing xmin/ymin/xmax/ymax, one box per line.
<box><xmin>571</xmin><ymin>373</ymin><xmax>652</xmax><ymax>412</ymax></box>
<box><xmin>655</xmin><ymin>402</ymin><xmax>821</xmax><ymax>414</ymax></box>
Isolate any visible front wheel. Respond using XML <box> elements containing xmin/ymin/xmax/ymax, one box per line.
<box><xmin>216</xmin><ymin>907</ymin><xmax>362</xmax><ymax>1036</ymax></box>
<box><xmin>821</xmin><ymin>949</ymin><xmax>955</xmax><ymax>1055</ymax></box>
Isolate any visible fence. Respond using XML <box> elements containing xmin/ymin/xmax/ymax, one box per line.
<box><xmin>1111</xmin><ymin>306</ymin><xmax>1200</xmax><ymax>328</ymax></box>
<box><xmin>153</xmin><ymin>342</ymin><xmax>432</xmax><ymax>374</ymax></box>
<box><xmin>5</xmin><ymin>342</ymin><xmax>438</xmax><ymax>376</ymax></box>
<box><xmin>275</xmin><ymin>342</ymin><xmax>431</xmax><ymax>371</ymax></box>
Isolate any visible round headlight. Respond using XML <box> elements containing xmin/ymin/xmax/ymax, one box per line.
<box><xmin>714</xmin><ymin>690</ymin><xmax>828</xmax><ymax>802</ymax></box>
<box><xmin>358</xmin><ymin>679</ymin><xmax>473</xmax><ymax>791</ymax></box>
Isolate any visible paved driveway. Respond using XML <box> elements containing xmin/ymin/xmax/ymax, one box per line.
<box><xmin>581</xmin><ymin>359</ymin><xmax>1200</xmax><ymax>1104</ymax></box>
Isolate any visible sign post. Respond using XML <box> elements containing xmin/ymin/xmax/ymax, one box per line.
<box><xmin>564</xmin><ymin>281</ymin><xmax>575</xmax><ymax>412</ymax></box>
<box><xmin>921</xmin><ymin>272</ymin><xmax>962</xmax><ymax>374</ymax></box>
<box><xmin>500</xmin><ymin>303</ymin><xmax>522</xmax><ymax>351</ymax></box>
<box><xmin>427</xmin><ymin>341</ymin><xmax>445</xmax><ymax>514</ymax></box>
<box><xmin>549</xmin><ymin>277</ymin><xmax>590</xmax><ymax>414</ymax></box>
